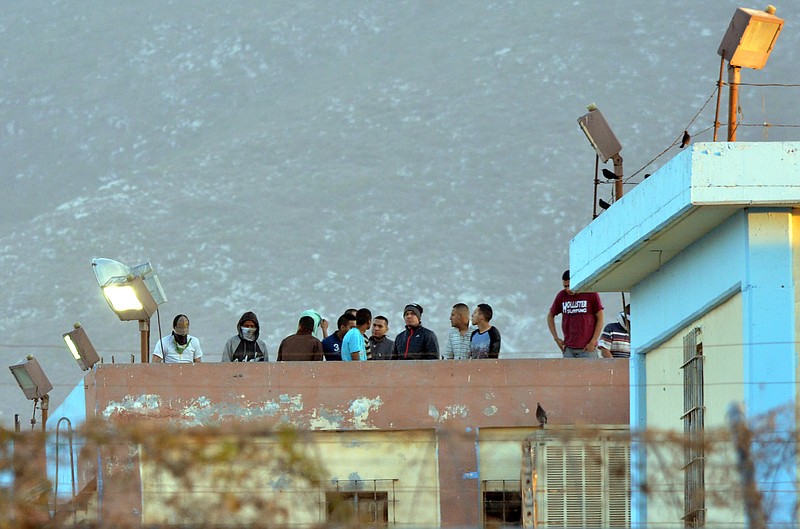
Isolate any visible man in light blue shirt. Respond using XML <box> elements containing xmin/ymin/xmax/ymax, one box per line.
<box><xmin>341</xmin><ymin>308</ymin><xmax>371</xmax><ymax>361</ymax></box>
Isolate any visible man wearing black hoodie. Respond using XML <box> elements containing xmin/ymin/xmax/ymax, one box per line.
<box><xmin>221</xmin><ymin>311</ymin><xmax>269</xmax><ymax>362</ymax></box>
<box><xmin>392</xmin><ymin>304</ymin><xmax>439</xmax><ymax>360</ymax></box>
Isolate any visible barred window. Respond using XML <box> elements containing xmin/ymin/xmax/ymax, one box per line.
<box><xmin>681</xmin><ymin>327</ymin><xmax>705</xmax><ymax>527</ymax></box>
<box><xmin>325</xmin><ymin>479</ymin><xmax>397</xmax><ymax>526</ymax></box>
<box><xmin>482</xmin><ymin>479</ymin><xmax>522</xmax><ymax>526</ymax></box>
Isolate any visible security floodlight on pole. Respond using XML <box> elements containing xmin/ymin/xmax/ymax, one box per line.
<box><xmin>92</xmin><ymin>258</ymin><xmax>167</xmax><ymax>363</ymax></box>
<box><xmin>9</xmin><ymin>355</ymin><xmax>53</xmax><ymax>431</ymax></box>
<box><xmin>577</xmin><ymin>104</ymin><xmax>624</xmax><ymax>209</ymax></box>
<box><xmin>63</xmin><ymin>323</ymin><xmax>100</xmax><ymax>371</ymax></box>
<box><xmin>717</xmin><ymin>5</ymin><xmax>784</xmax><ymax>141</ymax></box>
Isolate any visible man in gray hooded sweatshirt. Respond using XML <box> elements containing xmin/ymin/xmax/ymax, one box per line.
<box><xmin>221</xmin><ymin>311</ymin><xmax>269</xmax><ymax>362</ymax></box>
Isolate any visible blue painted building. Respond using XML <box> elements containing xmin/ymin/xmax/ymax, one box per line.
<box><xmin>570</xmin><ymin>142</ymin><xmax>800</xmax><ymax>527</ymax></box>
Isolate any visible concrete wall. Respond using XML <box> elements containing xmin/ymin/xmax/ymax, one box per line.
<box><xmin>796</xmin><ymin>211</ymin><xmax>800</xmax><ymax>403</ymax></box>
<box><xmin>630</xmin><ymin>208</ymin><xmax>799</xmax><ymax>527</ymax></box>
<box><xmin>644</xmin><ymin>294</ymin><xmax>744</xmax><ymax>432</ymax></box>
<box><xmin>75</xmin><ymin>358</ymin><xmax>629</xmax><ymax>527</ymax></box>
<box><xmin>644</xmin><ymin>294</ymin><xmax>744</xmax><ymax>527</ymax></box>
<box><xmin>140</xmin><ymin>429</ymin><xmax>441</xmax><ymax>527</ymax></box>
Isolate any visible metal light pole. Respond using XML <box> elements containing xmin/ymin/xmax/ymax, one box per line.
<box><xmin>717</xmin><ymin>6</ymin><xmax>784</xmax><ymax>142</ymax></box>
<box><xmin>578</xmin><ymin>104</ymin><xmax>624</xmax><ymax>215</ymax></box>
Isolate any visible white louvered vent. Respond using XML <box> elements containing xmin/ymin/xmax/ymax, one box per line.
<box><xmin>532</xmin><ymin>434</ymin><xmax>630</xmax><ymax>528</ymax></box>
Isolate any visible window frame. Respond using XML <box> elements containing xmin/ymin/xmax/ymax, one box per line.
<box><xmin>324</xmin><ymin>478</ymin><xmax>398</xmax><ymax>526</ymax></box>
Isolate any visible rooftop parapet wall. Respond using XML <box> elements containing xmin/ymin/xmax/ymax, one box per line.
<box><xmin>570</xmin><ymin>142</ymin><xmax>800</xmax><ymax>293</ymax></box>
<box><xmin>87</xmin><ymin>359</ymin><xmax>629</xmax><ymax>429</ymax></box>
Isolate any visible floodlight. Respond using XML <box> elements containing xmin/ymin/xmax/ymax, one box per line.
<box><xmin>92</xmin><ymin>257</ymin><xmax>167</xmax><ymax>363</ymax></box>
<box><xmin>92</xmin><ymin>258</ymin><xmax>167</xmax><ymax>312</ymax></box>
<box><xmin>100</xmin><ymin>276</ymin><xmax>158</xmax><ymax>321</ymax></box>
<box><xmin>718</xmin><ymin>6</ymin><xmax>783</xmax><ymax>69</ymax></box>
<box><xmin>578</xmin><ymin>104</ymin><xmax>625</xmax><ymax>206</ymax></box>
<box><xmin>715</xmin><ymin>6</ymin><xmax>784</xmax><ymax>141</ymax></box>
<box><xmin>63</xmin><ymin>323</ymin><xmax>100</xmax><ymax>371</ymax></box>
<box><xmin>9</xmin><ymin>355</ymin><xmax>53</xmax><ymax>400</ymax></box>
<box><xmin>577</xmin><ymin>106</ymin><xmax>622</xmax><ymax>164</ymax></box>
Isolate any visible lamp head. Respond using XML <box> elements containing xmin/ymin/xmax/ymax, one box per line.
<box><xmin>718</xmin><ymin>6</ymin><xmax>784</xmax><ymax>69</ymax></box>
<box><xmin>577</xmin><ymin>107</ymin><xmax>622</xmax><ymax>163</ymax></box>
<box><xmin>92</xmin><ymin>258</ymin><xmax>166</xmax><ymax>320</ymax></box>
<box><xmin>63</xmin><ymin>323</ymin><xmax>101</xmax><ymax>371</ymax></box>
<box><xmin>101</xmin><ymin>275</ymin><xmax>158</xmax><ymax>321</ymax></box>
<box><xmin>8</xmin><ymin>355</ymin><xmax>53</xmax><ymax>400</ymax></box>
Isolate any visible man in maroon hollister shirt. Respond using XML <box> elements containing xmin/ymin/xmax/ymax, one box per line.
<box><xmin>546</xmin><ymin>270</ymin><xmax>604</xmax><ymax>358</ymax></box>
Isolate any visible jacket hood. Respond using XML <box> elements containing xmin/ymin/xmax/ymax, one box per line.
<box><xmin>237</xmin><ymin>311</ymin><xmax>260</xmax><ymax>340</ymax></box>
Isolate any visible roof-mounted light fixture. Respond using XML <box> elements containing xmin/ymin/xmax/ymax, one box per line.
<box><xmin>716</xmin><ymin>5</ymin><xmax>784</xmax><ymax>141</ymax></box>
<box><xmin>92</xmin><ymin>258</ymin><xmax>167</xmax><ymax>363</ymax></box>
<box><xmin>9</xmin><ymin>355</ymin><xmax>53</xmax><ymax>400</ymax></box>
<box><xmin>9</xmin><ymin>355</ymin><xmax>53</xmax><ymax>430</ymax></box>
<box><xmin>63</xmin><ymin>323</ymin><xmax>101</xmax><ymax>371</ymax></box>
<box><xmin>578</xmin><ymin>104</ymin><xmax>624</xmax><ymax>218</ymax></box>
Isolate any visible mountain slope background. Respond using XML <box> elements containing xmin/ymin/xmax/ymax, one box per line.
<box><xmin>1</xmin><ymin>1</ymin><xmax>798</xmax><ymax>427</ymax></box>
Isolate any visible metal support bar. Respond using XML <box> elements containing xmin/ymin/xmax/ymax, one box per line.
<box><xmin>139</xmin><ymin>319</ymin><xmax>150</xmax><ymax>363</ymax></box>
<box><xmin>713</xmin><ymin>51</ymin><xmax>725</xmax><ymax>141</ymax></box>
<box><xmin>727</xmin><ymin>65</ymin><xmax>741</xmax><ymax>142</ymax></box>
<box><xmin>611</xmin><ymin>154</ymin><xmax>624</xmax><ymax>200</ymax></box>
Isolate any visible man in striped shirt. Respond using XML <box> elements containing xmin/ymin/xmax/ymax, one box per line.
<box><xmin>599</xmin><ymin>305</ymin><xmax>630</xmax><ymax>358</ymax></box>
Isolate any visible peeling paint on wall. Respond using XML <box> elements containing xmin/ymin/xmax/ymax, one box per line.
<box><xmin>308</xmin><ymin>407</ymin><xmax>346</xmax><ymax>429</ymax></box>
<box><xmin>103</xmin><ymin>391</ymin><xmax>387</xmax><ymax>430</ymax></box>
<box><xmin>348</xmin><ymin>396</ymin><xmax>382</xmax><ymax>429</ymax></box>
<box><xmin>428</xmin><ymin>404</ymin><xmax>469</xmax><ymax>423</ymax></box>
<box><xmin>484</xmin><ymin>405</ymin><xmax>497</xmax><ymax>416</ymax></box>
<box><xmin>102</xmin><ymin>394</ymin><xmax>162</xmax><ymax>419</ymax></box>
<box><xmin>279</xmin><ymin>394</ymin><xmax>303</xmax><ymax>411</ymax></box>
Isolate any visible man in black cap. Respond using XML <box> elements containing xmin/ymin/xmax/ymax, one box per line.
<box><xmin>392</xmin><ymin>303</ymin><xmax>439</xmax><ymax>360</ymax></box>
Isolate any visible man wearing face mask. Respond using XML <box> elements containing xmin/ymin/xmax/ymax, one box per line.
<box><xmin>221</xmin><ymin>311</ymin><xmax>269</xmax><ymax>362</ymax></box>
<box><xmin>153</xmin><ymin>314</ymin><xmax>204</xmax><ymax>363</ymax></box>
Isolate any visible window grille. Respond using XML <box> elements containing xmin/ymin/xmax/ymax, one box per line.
<box><xmin>324</xmin><ymin>479</ymin><xmax>398</xmax><ymax>526</ymax></box>
<box><xmin>482</xmin><ymin>479</ymin><xmax>522</xmax><ymax>526</ymax></box>
<box><xmin>681</xmin><ymin>327</ymin><xmax>705</xmax><ymax>527</ymax></box>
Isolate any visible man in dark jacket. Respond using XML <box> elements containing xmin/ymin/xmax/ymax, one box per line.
<box><xmin>392</xmin><ymin>304</ymin><xmax>439</xmax><ymax>360</ymax></box>
<box><xmin>369</xmin><ymin>315</ymin><xmax>394</xmax><ymax>360</ymax></box>
<box><xmin>221</xmin><ymin>311</ymin><xmax>268</xmax><ymax>362</ymax></box>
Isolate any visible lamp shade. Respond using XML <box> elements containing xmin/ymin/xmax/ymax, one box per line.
<box><xmin>718</xmin><ymin>7</ymin><xmax>783</xmax><ymax>69</ymax></box>
<box><xmin>9</xmin><ymin>355</ymin><xmax>53</xmax><ymax>400</ymax></box>
<box><xmin>577</xmin><ymin>108</ymin><xmax>622</xmax><ymax>163</ymax></box>
<box><xmin>91</xmin><ymin>257</ymin><xmax>131</xmax><ymax>287</ymax></box>
<box><xmin>63</xmin><ymin>324</ymin><xmax>101</xmax><ymax>371</ymax></box>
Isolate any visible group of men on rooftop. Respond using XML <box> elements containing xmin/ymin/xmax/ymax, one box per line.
<box><xmin>152</xmin><ymin>303</ymin><xmax>502</xmax><ymax>364</ymax></box>
<box><xmin>150</xmin><ymin>269</ymin><xmax>630</xmax><ymax>364</ymax></box>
